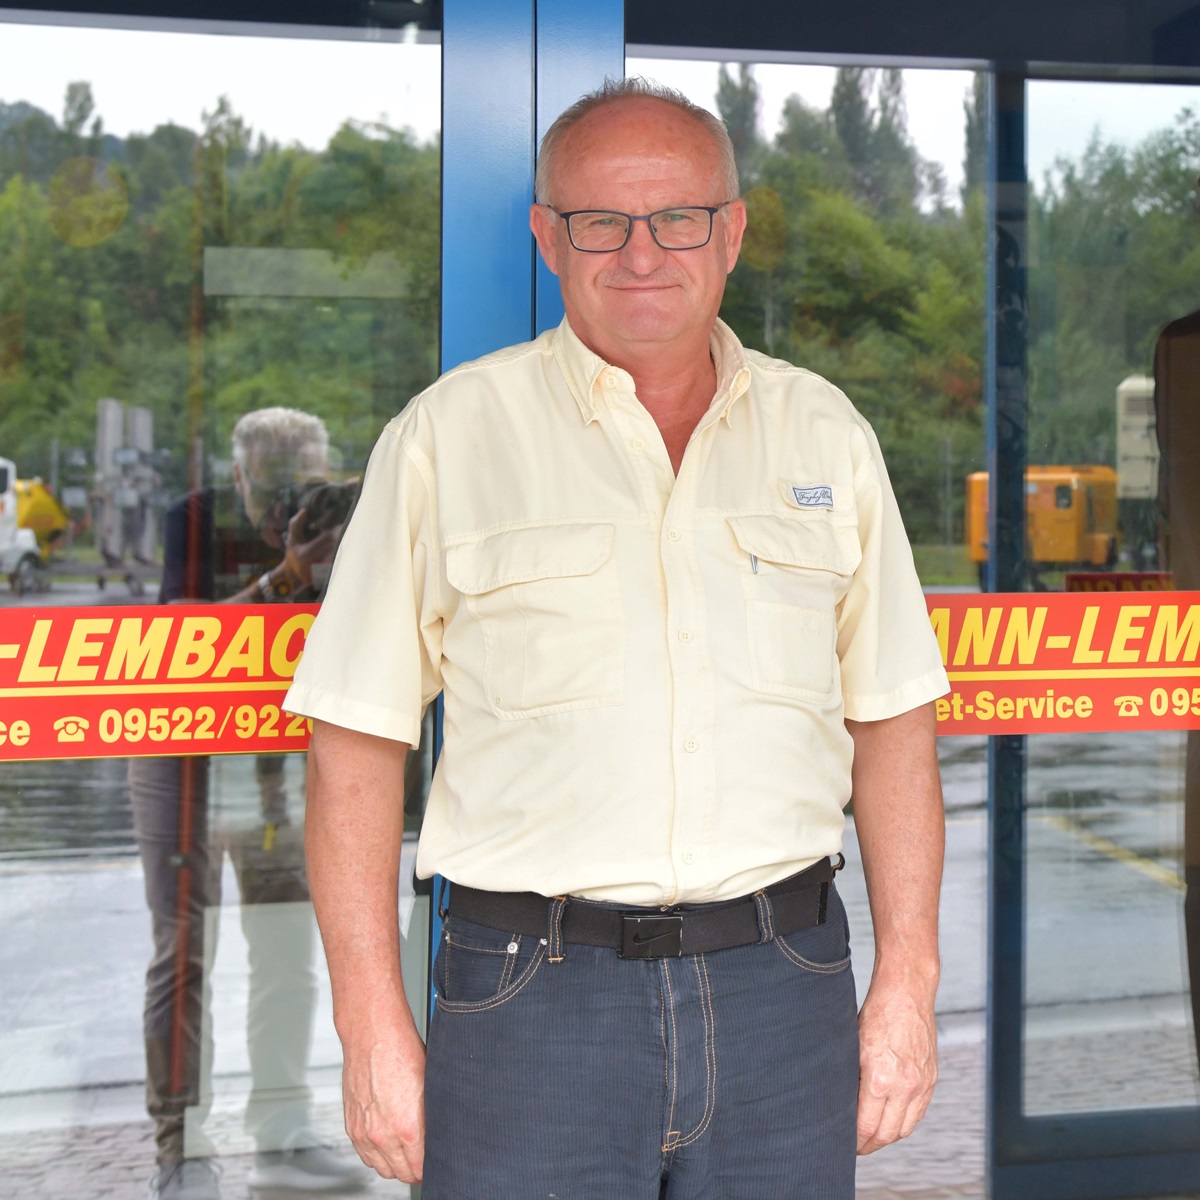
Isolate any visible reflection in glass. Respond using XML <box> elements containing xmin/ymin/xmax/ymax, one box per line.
<box><xmin>0</xmin><ymin>19</ymin><xmax>439</xmax><ymax>1198</ymax></box>
<box><xmin>1022</xmin><ymin>78</ymin><xmax>1200</xmax><ymax>1116</ymax></box>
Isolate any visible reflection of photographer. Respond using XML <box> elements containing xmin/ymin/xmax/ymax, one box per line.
<box><xmin>167</xmin><ymin>408</ymin><xmax>358</xmax><ymax>606</ymax></box>
<box><xmin>132</xmin><ymin>407</ymin><xmax>363</xmax><ymax>1200</ymax></box>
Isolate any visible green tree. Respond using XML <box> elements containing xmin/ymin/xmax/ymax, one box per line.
<box><xmin>962</xmin><ymin>72</ymin><xmax>988</xmax><ymax>204</ymax></box>
<box><xmin>716</xmin><ymin>63</ymin><xmax>763</xmax><ymax>187</ymax></box>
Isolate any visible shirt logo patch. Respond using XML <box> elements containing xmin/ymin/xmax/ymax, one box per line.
<box><xmin>787</xmin><ymin>484</ymin><xmax>834</xmax><ymax>510</ymax></box>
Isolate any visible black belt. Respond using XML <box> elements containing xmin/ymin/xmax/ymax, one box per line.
<box><xmin>447</xmin><ymin>857</ymin><xmax>839</xmax><ymax>960</ymax></box>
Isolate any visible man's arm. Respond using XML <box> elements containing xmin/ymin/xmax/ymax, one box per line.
<box><xmin>845</xmin><ymin>700</ymin><xmax>944</xmax><ymax>1155</ymax></box>
<box><xmin>305</xmin><ymin>719</ymin><xmax>426</xmax><ymax>1182</ymax></box>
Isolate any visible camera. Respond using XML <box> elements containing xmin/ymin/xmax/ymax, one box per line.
<box><xmin>285</xmin><ymin>480</ymin><xmax>359</xmax><ymax>543</ymax></box>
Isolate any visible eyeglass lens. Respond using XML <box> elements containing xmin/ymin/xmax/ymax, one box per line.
<box><xmin>567</xmin><ymin>207</ymin><xmax>714</xmax><ymax>251</ymax></box>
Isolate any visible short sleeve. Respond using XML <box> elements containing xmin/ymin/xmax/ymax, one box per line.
<box><xmin>283</xmin><ymin>420</ymin><xmax>442</xmax><ymax>746</ymax></box>
<box><xmin>836</xmin><ymin>421</ymin><xmax>949</xmax><ymax>722</ymax></box>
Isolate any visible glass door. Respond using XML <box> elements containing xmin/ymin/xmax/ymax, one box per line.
<box><xmin>0</xmin><ymin>11</ymin><xmax>440</xmax><ymax>1197</ymax></box>
<box><xmin>989</xmin><ymin>73</ymin><xmax>1200</xmax><ymax>1199</ymax></box>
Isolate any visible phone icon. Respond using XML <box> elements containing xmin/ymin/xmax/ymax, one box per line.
<box><xmin>1113</xmin><ymin>695</ymin><xmax>1142</xmax><ymax>718</ymax></box>
<box><xmin>53</xmin><ymin>715</ymin><xmax>89</xmax><ymax>743</ymax></box>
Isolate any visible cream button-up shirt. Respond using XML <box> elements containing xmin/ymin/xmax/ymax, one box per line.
<box><xmin>285</xmin><ymin>318</ymin><xmax>948</xmax><ymax>905</ymax></box>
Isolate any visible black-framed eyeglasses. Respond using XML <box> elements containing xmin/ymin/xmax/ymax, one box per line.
<box><xmin>549</xmin><ymin>203</ymin><xmax>732</xmax><ymax>253</ymax></box>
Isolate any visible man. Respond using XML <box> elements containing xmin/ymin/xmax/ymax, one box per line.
<box><xmin>286</xmin><ymin>78</ymin><xmax>948</xmax><ymax>1199</ymax></box>
<box><xmin>132</xmin><ymin>406</ymin><xmax>364</xmax><ymax>1200</ymax></box>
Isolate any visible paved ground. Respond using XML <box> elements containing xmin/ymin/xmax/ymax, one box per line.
<box><xmin>4</xmin><ymin>746</ymin><xmax>1200</xmax><ymax>1198</ymax></box>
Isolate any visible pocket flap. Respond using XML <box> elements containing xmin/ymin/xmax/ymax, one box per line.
<box><xmin>446</xmin><ymin>522</ymin><xmax>615</xmax><ymax>594</ymax></box>
<box><xmin>728</xmin><ymin>514</ymin><xmax>860</xmax><ymax>574</ymax></box>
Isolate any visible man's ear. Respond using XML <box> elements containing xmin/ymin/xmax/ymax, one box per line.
<box><xmin>530</xmin><ymin>204</ymin><xmax>561</xmax><ymax>276</ymax></box>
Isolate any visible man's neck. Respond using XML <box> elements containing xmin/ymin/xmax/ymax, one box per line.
<box><xmin>591</xmin><ymin>328</ymin><xmax>719</xmax><ymax>421</ymax></box>
<box><xmin>609</xmin><ymin>338</ymin><xmax>720</xmax><ymax>476</ymax></box>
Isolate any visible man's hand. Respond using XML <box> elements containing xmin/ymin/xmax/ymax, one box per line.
<box><xmin>856</xmin><ymin>973</ymin><xmax>938</xmax><ymax>1153</ymax></box>
<box><xmin>342</xmin><ymin>1024</ymin><xmax>427</xmax><ymax>1182</ymax></box>
<box><xmin>282</xmin><ymin>506</ymin><xmax>339</xmax><ymax>589</ymax></box>
<box><xmin>845</xmin><ymin>701</ymin><xmax>944</xmax><ymax>1155</ymax></box>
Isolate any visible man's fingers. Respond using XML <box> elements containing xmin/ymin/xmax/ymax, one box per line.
<box><xmin>855</xmin><ymin>1022</ymin><xmax>937</xmax><ymax>1154</ymax></box>
<box><xmin>857</xmin><ymin>1083</ymin><xmax>933</xmax><ymax>1154</ymax></box>
<box><xmin>343</xmin><ymin>1062</ymin><xmax>426</xmax><ymax>1184</ymax></box>
<box><xmin>346</xmin><ymin>1117</ymin><xmax>424</xmax><ymax>1183</ymax></box>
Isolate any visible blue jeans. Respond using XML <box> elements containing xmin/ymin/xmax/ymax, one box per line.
<box><xmin>424</xmin><ymin>884</ymin><xmax>858</xmax><ymax>1199</ymax></box>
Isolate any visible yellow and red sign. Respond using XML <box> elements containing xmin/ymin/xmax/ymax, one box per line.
<box><xmin>929</xmin><ymin>592</ymin><xmax>1200</xmax><ymax>735</ymax></box>
<box><xmin>2</xmin><ymin>593</ymin><xmax>1198</xmax><ymax>759</ymax></box>
<box><xmin>0</xmin><ymin>604</ymin><xmax>317</xmax><ymax>761</ymax></box>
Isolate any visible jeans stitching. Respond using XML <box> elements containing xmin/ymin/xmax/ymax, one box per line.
<box><xmin>659</xmin><ymin>982</ymin><xmax>669</xmax><ymax>1122</ymax></box>
<box><xmin>445</xmin><ymin>936</ymin><xmax>508</xmax><ymax>954</ymax></box>
<box><xmin>674</xmin><ymin>952</ymin><xmax>717</xmax><ymax>1148</ymax></box>
<box><xmin>773</xmin><ymin>934</ymin><xmax>850</xmax><ymax>974</ymax></box>
<box><xmin>661</xmin><ymin>961</ymin><xmax>680</xmax><ymax>1154</ymax></box>
<box><xmin>435</xmin><ymin>944</ymin><xmax>547</xmax><ymax>1013</ymax></box>
<box><xmin>753</xmin><ymin>890</ymin><xmax>776</xmax><ymax>942</ymax></box>
<box><xmin>548</xmin><ymin>897</ymin><xmax>567</xmax><ymax>963</ymax></box>
<box><xmin>497</xmin><ymin>933</ymin><xmax>519</xmax><ymax>990</ymax></box>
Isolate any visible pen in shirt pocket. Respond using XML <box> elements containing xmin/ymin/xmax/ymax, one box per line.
<box><xmin>750</xmin><ymin>553</ymin><xmax>758</xmax><ymax>574</ymax></box>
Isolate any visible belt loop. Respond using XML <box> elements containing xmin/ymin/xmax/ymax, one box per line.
<box><xmin>547</xmin><ymin>896</ymin><xmax>568</xmax><ymax>963</ymax></box>
<box><xmin>752</xmin><ymin>889</ymin><xmax>776</xmax><ymax>943</ymax></box>
<box><xmin>818</xmin><ymin>881</ymin><xmax>829</xmax><ymax>925</ymax></box>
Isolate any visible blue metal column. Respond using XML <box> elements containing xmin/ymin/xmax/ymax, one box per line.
<box><xmin>533</xmin><ymin>0</ymin><xmax>624</xmax><ymax>335</ymax></box>
<box><xmin>441</xmin><ymin>0</ymin><xmax>537</xmax><ymax>367</ymax></box>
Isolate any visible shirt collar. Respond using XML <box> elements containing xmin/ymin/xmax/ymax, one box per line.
<box><xmin>552</xmin><ymin>317</ymin><xmax>752</xmax><ymax>426</ymax></box>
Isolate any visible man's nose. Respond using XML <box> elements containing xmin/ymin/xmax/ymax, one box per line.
<box><xmin>617</xmin><ymin>216</ymin><xmax>669</xmax><ymax>269</ymax></box>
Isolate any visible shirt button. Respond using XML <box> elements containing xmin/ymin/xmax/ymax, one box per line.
<box><xmin>683</xmin><ymin>736</ymin><xmax>698</xmax><ymax>753</ymax></box>
<box><xmin>666</xmin><ymin>528</ymin><xmax>681</xmax><ymax>542</ymax></box>
<box><xmin>632</xmin><ymin>438</ymin><xmax>646</xmax><ymax>451</ymax></box>
<box><xmin>683</xmin><ymin>850</ymin><xmax>695</xmax><ymax>864</ymax></box>
<box><xmin>604</xmin><ymin>374</ymin><xmax>617</xmax><ymax>389</ymax></box>
<box><xmin>678</xmin><ymin>629</ymin><xmax>693</xmax><ymax>642</ymax></box>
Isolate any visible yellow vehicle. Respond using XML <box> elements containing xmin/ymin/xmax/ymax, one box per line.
<box><xmin>15</xmin><ymin>476</ymin><xmax>71</xmax><ymax>559</ymax></box>
<box><xmin>966</xmin><ymin>465</ymin><xmax>1118</xmax><ymax>586</ymax></box>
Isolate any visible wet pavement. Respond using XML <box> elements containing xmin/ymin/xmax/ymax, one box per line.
<box><xmin>2</xmin><ymin>723</ymin><xmax>1199</xmax><ymax>1196</ymax></box>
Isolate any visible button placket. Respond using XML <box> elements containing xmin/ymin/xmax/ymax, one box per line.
<box><xmin>660</xmin><ymin>457</ymin><xmax>713</xmax><ymax>886</ymax></box>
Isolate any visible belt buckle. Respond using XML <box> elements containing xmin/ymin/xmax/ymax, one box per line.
<box><xmin>620</xmin><ymin>913</ymin><xmax>683</xmax><ymax>959</ymax></box>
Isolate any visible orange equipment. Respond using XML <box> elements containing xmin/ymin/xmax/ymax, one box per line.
<box><xmin>966</xmin><ymin>466</ymin><xmax>1118</xmax><ymax>582</ymax></box>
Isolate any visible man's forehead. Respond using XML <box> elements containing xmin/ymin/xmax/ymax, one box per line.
<box><xmin>556</xmin><ymin>100</ymin><xmax>722</xmax><ymax>190</ymax></box>
<box><xmin>566</xmin><ymin>96</ymin><xmax>711</xmax><ymax>152</ymax></box>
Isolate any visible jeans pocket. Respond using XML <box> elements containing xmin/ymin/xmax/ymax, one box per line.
<box><xmin>773</xmin><ymin>889</ymin><xmax>852</xmax><ymax>975</ymax></box>
<box><xmin>434</xmin><ymin>917</ymin><xmax>546</xmax><ymax>1013</ymax></box>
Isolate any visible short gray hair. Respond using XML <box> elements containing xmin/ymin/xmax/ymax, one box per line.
<box><xmin>231</xmin><ymin>406</ymin><xmax>329</xmax><ymax>484</ymax></box>
<box><xmin>534</xmin><ymin>76</ymin><xmax>740</xmax><ymax>208</ymax></box>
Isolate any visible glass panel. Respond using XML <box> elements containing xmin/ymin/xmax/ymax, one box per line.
<box><xmin>630</xmin><ymin>56</ymin><xmax>988</xmax><ymax>590</ymax></box>
<box><xmin>0</xmin><ymin>15</ymin><xmax>439</xmax><ymax>1196</ymax></box>
<box><xmin>1023</xmin><ymin>78</ymin><xmax>1200</xmax><ymax>1116</ymax></box>
<box><xmin>626</xmin><ymin>54</ymin><xmax>990</xmax><ymax>1195</ymax></box>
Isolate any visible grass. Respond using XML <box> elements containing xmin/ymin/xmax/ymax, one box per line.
<box><xmin>911</xmin><ymin>542</ymin><xmax>979</xmax><ymax>589</ymax></box>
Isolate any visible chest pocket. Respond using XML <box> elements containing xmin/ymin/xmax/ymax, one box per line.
<box><xmin>728</xmin><ymin>514</ymin><xmax>860</xmax><ymax>703</ymax></box>
<box><xmin>445</xmin><ymin>522</ymin><xmax>624</xmax><ymax>718</ymax></box>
